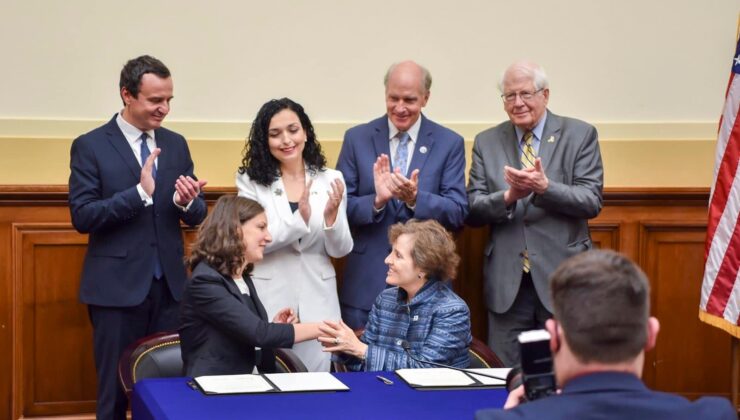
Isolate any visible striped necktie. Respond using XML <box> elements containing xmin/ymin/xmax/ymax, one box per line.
<box><xmin>520</xmin><ymin>131</ymin><xmax>535</xmax><ymax>273</ymax></box>
<box><xmin>520</xmin><ymin>131</ymin><xmax>535</xmax><ymax>170</ymax></box>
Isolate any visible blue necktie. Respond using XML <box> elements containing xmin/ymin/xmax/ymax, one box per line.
<box><xmin>139</xmin><ymin>133</ymin><xmax>157</xmax><ymax>179</ymax></box>
<box><xmin>394</xmin><ymin>132</ymin><xmax>410</xmax><ymax>176</ymax></box>
<box><xmin>139</xmin><ymin>133</ymin><xmax>163</xmax><ymax>279</ymax></box>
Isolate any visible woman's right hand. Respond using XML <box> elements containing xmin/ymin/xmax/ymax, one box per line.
<box><xmin>298</xmin><ymin>179</ymin><xmax>313</xmax><ymax>225</ymax></box>
<box><xmin>273</xmin><ymin>307</ymin><xmax>298</xmax><ymax>324</ymax></box>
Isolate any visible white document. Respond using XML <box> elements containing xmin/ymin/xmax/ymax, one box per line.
<box><xmin>466</xmin><ymin>368</ymin><xmax>511</xmax><ymax>386</ymax></box>
<box><xmin>395</xmin><ymin>368</ymin><xmax>476</xmax><ymax>387</ymax></box>
<box><xmin>194</xmin><ymin>374</ymin><xmax>275</xmax><ymax>394</ymax></box>
<box><xmin>264</xmin><ymin>372</ymin><xmax>349</xmax><ymax>392</ymax></box>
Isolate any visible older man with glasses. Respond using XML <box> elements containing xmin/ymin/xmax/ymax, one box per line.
<box><xmin>466</xmin><ymin>60</ymin><xmax>604</xmax><ymax>367</ymax></box>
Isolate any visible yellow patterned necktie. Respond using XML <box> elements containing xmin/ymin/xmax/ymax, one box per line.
<box><xmin>520</xmin><ymin>131</ymin><xmax>535</xmax><ymax>169</ymax></box>
<box><xmin>520</xmin><ymin>131</ymin><xmax>535</xmax><ymax>273</ymax></box>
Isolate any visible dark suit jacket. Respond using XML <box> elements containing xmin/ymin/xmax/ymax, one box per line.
<box><xmin>467</xmin><ymin>111</ymin><xmax>603</xmax><ymax>313</ymax></box>
<box><xmin>69</xmin><ymin>115</ymin><xmax>207</xmax><ymax>307</ymax></box>
<box><xmin>179</xmin><ymin>262</ymin><xmax>295</xmax><ymax>377</ymax></box>
<box><xmin>335</xmin><ymin>115</ymin><xmax>468</xmax><ymax>311</ymax></box>
<box><xmin>475</xmin><ymin>372</ymin><xmax>736</xmax><ymax>420</ymax></box>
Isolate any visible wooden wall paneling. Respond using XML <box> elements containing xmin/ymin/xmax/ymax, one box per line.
<box><xmin>454</xmin><ymin>226</ymin><xmax>489</xmax><ymax>341</ymax></box>
<box><xmin>14</xmin><ymin>223</ymin><xmax>96</xmax><ymax>418</ymax></box>
<box><xmin>588</xmin><ymin>222</ymin><xmax>620</xmax><ymax>250</ymax></box>
<box><xmin>638</xmin><ymin>221</ymin><xmax>732</xmax><ymax>398</ymax></box>
<box><xmin>1</xmin><ymin>222</ymin><xmax>13</xmax><ymax>420</ymax></box>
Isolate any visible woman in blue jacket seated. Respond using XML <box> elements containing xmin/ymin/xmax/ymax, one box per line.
<box><xmin>319</xmin><ymin>219</ymin><xmax>472</xmax><ymax>371</ymax></box>
<box><xmin>180</xmin><ymin>196</ymin><xmax>322</xmax><ymax>377</ymax></box>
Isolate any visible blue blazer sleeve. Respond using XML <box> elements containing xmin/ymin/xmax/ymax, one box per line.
<box><xmin>406</xmin><ymin>133</ymin><xmax>468</xmax><ymax>230</ymax></box>
<box><xmin>69</xmin><ymin>134</ymin><xmax>147</xmax><ymax>234</ymax></box>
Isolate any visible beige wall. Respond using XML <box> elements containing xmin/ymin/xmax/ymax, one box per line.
<box><xmin>0</xmin><ymin>1</ymin><xmax>736</xmax><ymax>186</ymax></box>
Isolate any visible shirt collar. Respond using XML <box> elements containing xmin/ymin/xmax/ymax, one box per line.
<box><xmin>116</xmin><ymin>111</ymin><xmax>155</xmax><ymax>144</ymax></box>
<box><xmin>514</xmin><ymin>111</ymin><xmax>547</xmax><ymax>144</ymax></box>
<box><xmin>388</xmin><ymin>114</ymin><xmax>422</xmax><ymax>142</ymax></box>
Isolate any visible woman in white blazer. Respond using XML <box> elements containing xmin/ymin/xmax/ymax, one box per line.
<box><xmin>236</xmin><ymin>98</ymin><xmax>353</xmax><ymax>371</ymax></box>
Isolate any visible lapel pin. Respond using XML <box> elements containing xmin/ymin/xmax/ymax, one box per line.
<box><xmin>547</xmin><ymin>136</ymin><xmax>555</xmax><ymax>143</ymax></box>
<box><xmin>419</xmin><ymin>146</ymin><xmax>428</xmax><ymax>154</ymax></box>
<box><xmin>273</xmin><ymin>188</ymin><xmax>283</xmax><ymax>196</ymax></box>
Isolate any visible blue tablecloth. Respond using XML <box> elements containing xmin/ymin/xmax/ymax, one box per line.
<box><xmin>132</xmin><ymin>371</ymin><xmax>507</xmax><ymax>419</ymax></box>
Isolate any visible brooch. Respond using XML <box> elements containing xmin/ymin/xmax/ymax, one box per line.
<box><xmin>273</xmin><ymin>188</ymin><xmax>283</xmax><ymax>196</ymax></box>
<box><xmin>547</xmin><ymin>136</ymin><xmax>555</xmax><ymax>143</ymax></box>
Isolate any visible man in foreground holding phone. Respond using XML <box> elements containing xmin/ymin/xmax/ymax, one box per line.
<box><xmin>476</xmin><ymin>250</ymin><xmax>735</xmax><ymax>419</ymax></box>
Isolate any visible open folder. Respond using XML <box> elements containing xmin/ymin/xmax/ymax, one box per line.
<box><xmin>192</xmin><ymin>372</ymin><xmax>349</xmax><ymax>395</ymax></box>
<box><xmin>395</xmin><ymin>368</ymin><xmax>511</xmax><ymax>390</ymax></box>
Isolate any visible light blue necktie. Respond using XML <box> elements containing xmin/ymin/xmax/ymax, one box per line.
<box><xmin>394</xmin><ymin>132</ymin><xmax>410</xmax><ymax>176</ymax></box>
<box><xmin>139</xmin><ymin>133</ymin><xmax>163</xmax><ymax>279</ymax></box>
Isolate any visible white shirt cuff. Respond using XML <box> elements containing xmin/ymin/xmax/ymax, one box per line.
<box><xmin>137</xmin><ymin>184</ymin><xmax>153</xmax><ymax>207</ymax></box>
<box><xmin>173</xmin><ymin>192</ymin><xmax>193</xmax><ymax>212</ymax></box>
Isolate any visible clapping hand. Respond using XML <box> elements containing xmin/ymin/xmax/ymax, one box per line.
<box><xmin>140</xmin><ymin>148</ymin><xmax>161</xmax><ymax>196</ymax></box>
<box><xmin>323</xmin><ymin>178</ymin><xmax>345</xmax><ymax>227</ymax></box>
<box><xmin>389</xmin><ymin>168</ymin><xmax>419</xmax><ymax>207</ymax></box>
<box><xmin>175</xmin><ymin>175</ymin><xmax>208</xmax><ymax>206</ymax></box>
<box><xmin>373</xmin><ymin>154</ymin><xmax>393</xmax><ymax>209</ymax></box>
<box><xmin>504</xmin><ymin>158</ymin><xmax>549</xmax><ymax>195</ymax></box>
<box><xmin>298</xmin><ymin>179</ymin><xmax>313</xmax><ymax>224</ymax></box>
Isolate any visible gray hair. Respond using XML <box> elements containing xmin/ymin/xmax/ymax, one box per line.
<box><xmin>498</xmin><ymin>61</ymin><xmax>549</xmax><ymax>93</ymax></box>
<box><xmin>384</xmin><ymin>61</ymin><xmax>432</xmax><ymax>94</ymax></box>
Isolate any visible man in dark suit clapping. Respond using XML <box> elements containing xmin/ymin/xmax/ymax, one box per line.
<box><xmin>68</xmin><ymin>55</ymin><xmax>207</xmax><ymax>420</ymax></box>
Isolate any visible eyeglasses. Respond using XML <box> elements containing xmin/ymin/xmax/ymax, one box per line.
<box><xmin>501</xmin><ymin>89</ymin><xmax>544</xmax><ymax>103</ymax></box>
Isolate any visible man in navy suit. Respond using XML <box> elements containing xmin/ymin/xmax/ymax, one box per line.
<box><xmin>336</xmin><ymin>60</ymin><xmax>468</xmax><ymax>329</ymax></box>
<box><xmin>476</xmin><ymin>250</ymin><xmax>736</xmax><ymax>419</ymax></box>
<box><xmin>68</xmin><ymin>55</ymin><xmax>207</xmax><ymax>420</ymax></box>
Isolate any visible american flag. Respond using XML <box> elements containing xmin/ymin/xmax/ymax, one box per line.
<box><xmin>700</xmin><ymin>29</ymin><xmax>740</xmax><ymax>338</ymax></box>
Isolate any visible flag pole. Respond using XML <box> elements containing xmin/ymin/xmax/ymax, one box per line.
<box><xmin>733</xmin><ymin>337</ymin><xmax>739</xmax><ymax>411</ymax></box>
<box><xmin>735</xmin><ymin>14</ymin><xmax>740</xmax><ymax>412</ymax></box>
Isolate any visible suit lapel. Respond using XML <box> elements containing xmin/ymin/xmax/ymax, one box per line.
<box><xmin>501</xmin><ymin>123</ymin><xmax>521</xmax><ymax>169</ymax></box>
<box><xmin>537</xmin><ymin>110</ymin><xmax>561</xmax><ymax>170</ymax></box>
<box><xmin>220</xmin><ymin>272</ymin><xmax>248</xmax><ymax>305</ymax></box>
<box><xmin>106</xmin><ymin>119</ymin><xmax>142</xmax><ymax>180</ymax></box>
<box><xmin>407</xmin><ymin>115</ymin><xmax>434</xmax><ymax>176</ymax></box>
<box><xmin>371</xmin><ymin>117</ymin><xmax>391</xmax><ymax>158</ymax></box>
<box><xmin>270</xmin><ymin>177</ymin><xmax>294</xmax><ymax>223</ymax></box>
<box><xmin>245</xmin><ymin>275</ymin><xmax>269</xmax><ymax>321</ymax></box>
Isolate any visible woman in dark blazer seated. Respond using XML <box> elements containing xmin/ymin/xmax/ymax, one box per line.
<box><xmin>179</xmin><ymin>195</ymin><xmax>322</xmax><ymax>376</ymax></box>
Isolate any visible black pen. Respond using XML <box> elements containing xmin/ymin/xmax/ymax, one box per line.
<box><xmin>376</xmin><ymin>375</ymin><xmax>394</xmax><ymax>385</ymax></box>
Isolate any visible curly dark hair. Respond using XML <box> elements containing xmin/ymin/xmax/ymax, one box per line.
<box><xmin>388</xmin><ymin>219</ymin><xmax>460</xmax><ymax>281</ymax></box>
<box><xmin>119</xmin><ymin>55</ymin><xmax>170</xmax><ymax>106</ymax></box>
<box><xmin>188</xmin><ymin>196</ymin><xmax>265</xmax><ymax>277</ymax></box>
<box><xmin>238</xmin><ymin>98</ymin><xmax>326</xmax><ymax>186</ymax></box>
